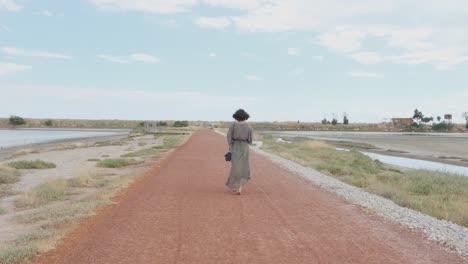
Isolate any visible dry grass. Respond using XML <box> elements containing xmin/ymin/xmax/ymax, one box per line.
<box><xmin>305</xmin><ymin>140</ymin><xmax>330</xmax><ymax>149</ymax></box>
<box><xmin>0</xmin><ymin>244</ymin><xmax>39</xmax><ymax>264</ymax></box>
<box><xmin>0</xmin><ymin>131</ymin><xmax>190</xmax><ymax>263</ymax></box>
<box><xmin>15</xmin><ymin>179</ymin><xmax>70</xmax><ymax>209</ymax></box>
<box><xmin>122</xmin><ymin>135</ymin><xmax>185</xmax><ymax>158</ymax></box>
<box><xmin>12</xmin><ymin>149</ymin><xmax>37</xmax><ymax>157</ymax></box>
<box><xmin>262</xmin><ymin>138</ymin><xmax>468</xmax><ymax>227</ymax></box>
<box><xmin>0</xmin><ymin>165</ymin><xmax>21</xmax><ymax>184</ymax></box>
<box><xmin>68</xmin><ymin>171</ymin><xmax>108</xmax><ymax>188</ymax></box>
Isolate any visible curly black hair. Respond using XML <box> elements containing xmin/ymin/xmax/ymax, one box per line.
<box><xmin>233</xmin><ymin>109</ymin><xmax>250</xmax><ymax>121</ymax></box>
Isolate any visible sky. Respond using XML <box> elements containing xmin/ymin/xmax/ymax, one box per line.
<box><xmin>1</xmin><ymin>0</ymin><xmax>468</xmax><ymax>123</ymax></box>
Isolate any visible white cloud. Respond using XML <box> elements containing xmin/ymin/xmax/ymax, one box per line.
<box><xmin>245</xmin><ymin>74</ymin><xmax>261</xmax><ymax>81</ymax></box>
<box><xmin>36</xmin><ymin>10</ymin><xmax>53</xmax><ymax>16</ymax></box>
<box><xmin>89</xmin><ymin>0</ymin><xmax>197</xmax><ymax>14</ymax></box>
<box><xmin>0</xmin><ymin>0</ymin><xmax>21</xmax><ymax>11</ymax></box>
<box><xmin>209</xmin><ymin>52</ymin><xmax>217</xmax><ymax>57</ymax></box>
<box><xmin>130</xmin><ymin>53</ymin><xmax>160</xmax><ymax>63</ymax></box>
<box><xmin>1</xmin><ymin>47</ymin><xmax>72</xmax><ymax>60</ymax></box>
<box><xmin>318</xmin><ymin>28</ymin><xmax>366</xmax><ymax>53</ymax></box>
<box><xmin>350</xmin><ymin>52</ymin><xmax>385</xmax><ymax>64</ymax></box>
<box><xmin>97</xmin><ymin>55</ymin><xmax>128</xmax><ymax>63</ymax></box>
<box><xmin>318</xmin><ymin>25</ymin><xmax>468</xmax><ymax>70</ymax></box>
<box><xmin>202</xmin><ymin>0</ymin><xmax>266</xmax><ymax>10</ymax></box>
<box><xmin>194</xmin><ymin>17</ymin><xmax>231</xmax><ymax>29</ymax></box>
<box><xmin>287</xmin><ymin>48</ymin><xmax>299</xmax><ymax>56</ymax></box>
<box><xmin>348</xmin><ymin>71</ymin><xmax>383</xmax><ymax>79</ymax></box>
<box><xmin>97</xmin><ymin>53</ymin><xmax>160</xmax><ymax>64</ymax></box>
<box><xmin>0</xmin><ymin>63</ymin><xmax>30</xmax><ymax>75</ymax></box>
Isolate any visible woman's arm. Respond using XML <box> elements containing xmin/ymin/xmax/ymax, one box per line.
<box><xmin>227</xmin><ymin>124</ymin><xmax>233</xmax><ymax>147</ymax></box>
<box><xmin>248</xmin><ymin>126</ymin><xmax>253</xmax><ymax>145</ymax></box>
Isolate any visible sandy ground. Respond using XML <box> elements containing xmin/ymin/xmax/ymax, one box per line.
<box><xmin>34</xmin><ymin>130</ymin><xmax>466</xmax><ymax>264</ymax></box>
<box><xmin>265</xmin><ymin>131</ymin><xmax>468</xmax><ymax>167</ymax></box>
<box><xmin>0</xmin><ymin>134</ymin><xmax>163</xmax><ymax>246</ymax></box>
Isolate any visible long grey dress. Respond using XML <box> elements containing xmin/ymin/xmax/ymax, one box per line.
<box><xmin>226</xmin><ymin>122</ymin><xmax>253</xmax><ymax>189</ymax></box>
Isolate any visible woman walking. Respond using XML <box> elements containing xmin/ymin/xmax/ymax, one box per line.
<box><xmin>226</xmin><ymin>109</ymin><xmax>253</xmax><ymax>195</ymax></box>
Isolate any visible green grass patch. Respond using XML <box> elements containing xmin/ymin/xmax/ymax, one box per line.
<box><xmin>0</xmin><ymin>165</ymin><xmax>21</xmax><ymax>184</ymax></box>
<box><xmin>96</xmin><ymin>159</ymin><xmax>141</xmax><ymax>168</ymax></box>
<box><xmin>95</xmin><ymin>141</ymin><xmax>123</xmax><ymax>147</ymax></box>
<box><xmin>0</xmin><ymin>244</ymin><xmax>39</xmax><ymax>264</ymax></box>
<box><xmin>331</xmin><ymin>140</ymin><xmax>376</xmax><ymax>150</ymax></box>
<box><xmin>262</xmin><ymin>138</ymin><xmax>468</xmax><ymax>227</ymax></box>
<box><xmin>0</xmin><ymin>207</ymin><xmax>6</xmax><ymax>214</ymax></box>
<box><xmin>8</xmin><ymin>160</ymin><xmax>56</xmax><ymax>170</ymax></box>
<box><xmin>121</xmin><ymin>146</ymin><xmax>165</xmax><ymax>158</ymax></box>
<box><xmin>15</xmin><ymin>179</ymin><xmax>69</xmax><ymax>209</ymax></box>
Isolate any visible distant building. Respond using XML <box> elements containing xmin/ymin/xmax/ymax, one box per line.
<box><xmin>391</xmin><ymin>118</ymin><xmax>413</xmax><ymax>125</ymax></box>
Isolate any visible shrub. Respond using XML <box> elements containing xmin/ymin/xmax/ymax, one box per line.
<box><xmin>16</xmin><ymin>179</ymin><xmax>69</xmax><ymax>208</ymax></box>
<box><xmin>173</xmin><ymin>121</ymin><xmax>189</xmax><ymax>127</ymax></box>
<box><xmin>432</xmin><ymin>122</ymin><xmax>449</xmax><ymax>132</ymax></box>
<box><xmin>157</xmin><ymin>121</ymin><xmax>168</xmax><ymax>126</ymax></box>
<box><xmin>321</xmin><ymin>118</ymin><xmax>328</xmax><ymax>125</ymax></box>
<box><xmin>331</xmin><ymin>118</ymin><xmax>338</xmax><ymax>126</ymax></box>
<box><xmin>9</xmin><ymin>115</ymin><xmax>25</xmax><ymax>126</ymax></box>
<box><xmin>44</xmin><ymin>119</ymin><xmax>53</xmax><ymax>126</ymax></box>
<box><xmin>406</xmin><ymin>122</ymin><xmax>421</xmax><ymax>131</ymax></box>
<box><xmin>68</xmin><ymin>171</ymin><xmax>107</xmax><ymax>188</ymax></box>
<box><xmin>96</xmin><ymin>159</ymin><xmax>140</xmax><ymax>168</ymax></box>
<box><xmin>0</xmin><ymin>165</ymin><xmax>21</xmax><ymax>184</ymax></box>
<box><xmin>8</xmin><ymin>160</ymin><xmax>56</xmax><ymax>169</ymax></box>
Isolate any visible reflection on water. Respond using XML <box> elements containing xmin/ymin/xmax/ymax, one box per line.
<box><xmin>0</xmin><ymin>129</ymin><xmax>129</xmax><ymax>149</ymax></box>
<box><xmin>336</xmin><ymin>147</ymin><xmax>468</xmax><ymax>176</ymax></box>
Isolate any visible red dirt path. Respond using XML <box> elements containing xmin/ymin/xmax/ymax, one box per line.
<box><xmin>35</xmin><ymin>129</ymin><xmax>466</xmax><ymax>264</ymax></box>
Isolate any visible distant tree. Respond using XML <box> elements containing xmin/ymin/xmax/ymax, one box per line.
<box><xmin>44</xmin><ymin>120</ymin><xmax>53</xmax><ymax>127</ymax></box>
<box><xmin>9</xmin><ymin>115</ymin><xmax>25</xmax><ymax>126</ymax></box>
<box><xmin>437</xmin><ymin>116</ymin><xmax>441</xmax><ymax>122</ymax></box>
<box><xmin>173</xmin><ymin>121</ymin><xmax>189</xmax><ymax>127</ymax></box>
<box><xmin>157</xmin><ymin>121</ymin><xmax>168</xmax><ymax>126</ymax></box>
<box><xmin>321</xmin><ymin>118</ymin><xmax>328</xmax><ymax>125</ymax></box>
<box><xmin>412</xmin><ymin>109</ymin><xmax>424</xmax><ymax>123</ymax></box>
<box><xmin>331</xmin><ymin>118</ymin><xmax>338</xmax><ymax>126</ymax></box>
<box><xmin>343</xmin><ymin>113</ymin><xmax>349</xmax><ymax>125</ymax></box>
<box><xmin>462</xmin><ymin>112</ymin><xmax>468</xmax><ymax>129</ymax></box>
<box><xmin>421</xmin><ymin>117</ymin><xmax>433</xmax><ymax>124</ymax></box>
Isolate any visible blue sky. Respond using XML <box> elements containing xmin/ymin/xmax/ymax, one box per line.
<box><xmin>1</xmin><ymin>0</ymin><xmax>467</xmax><ymax>122</ymax></box>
